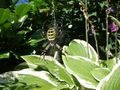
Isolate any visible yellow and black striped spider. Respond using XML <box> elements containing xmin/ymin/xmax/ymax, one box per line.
<box><xmin>47</xmin><ymin>27</ymin><xmax>56</xmax><ymax>43</ymax></box>
<box><xmin>40</xmin><ymin>0</ymin><xmax>63</xmax><ymax>60</ymax></box>
<box><xmin>41</xmin><ymin>20</ymin><xmax>63</xmax><ymax>60</ymax></box>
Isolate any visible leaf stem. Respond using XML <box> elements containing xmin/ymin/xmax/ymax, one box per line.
<box><xmin>115</xmin><ymin>1</ymin><xmax>119</xmax><ymax>63</ymax></box>
<box><xmin>106</xmin><ymin>0</ymin><xmax>109</xmax><ymax>61</ymax></box>
<box><xmin>85</xmin><ymin>0</ymin><xmax>89</xmax><ymax>58</ymax></box>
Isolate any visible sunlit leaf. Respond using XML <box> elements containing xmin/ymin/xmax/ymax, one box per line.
<box><xmin>91</xmin><ymin>68</ymin><xmax>110</xmax><ymax>82</ymax></box>
<box><xmin>21</xmin><ymin>55</ymin><xmax>75</xmax><ymax>88</ymax></box>
<box><xmin>15</xmin><ymin>4</ymin><xmax>31</xmax><ymax>18</ymax></box>
<box><xmin>15</xmin><ymin>62</ymin><xmax>29</xmax><ymax>70</ymax></box>
<box><xmin>63</xmin><ymin>39</ymin><xmax>98</xmax><ymax>62</ymax></box>
<box><xmin>0</xmin><ymin>8</ymin><xmax>10</xmax><ymax>24</ymax></box>
<box><xmin>28</xmin><ymin>30</ymin><xmax>46</xmax><ymax>47</ymax></box>
<box><xmin>13</xmin><ymin>69</ymin><xmax>59</xmax><ymax>90</ymax></box>
<box><xmin>105</xmin><ymin>58</ymin><xmax>116</xmax><ymax>70</ymax></box>
<box><xmin>62</xmin><ymin>55</ymin><xmax>99</xmax><ymax>89</ymax></box>
<box><xmin>28</xmin><ymin>39</ymin><xmax>45</xmax><ymax>47</ymax></box>
<box><xmin>98</xmin><ymin>2</ymin><xmax>105</xmax><ymax>8</ymax></box>
<box><xmin>30</xmin><ymin>0</ymin><xmax>49</xmax><ymax>13</ymax></box>
<box><xmin>15</xmin><ymin>15</ymin><xmax>28</xmax><ymax>29</ymax></box>
<box><xmin>97</xmin><ymin>63</ymin><xmax>120</xmax><ymax>90</ymax></box>
<box><xmin>118</xmin><ymin>40</ymin><xmax>120</xmax><ymax>45</ymax></box>
<box><xmin>0</xmin><ymin>52</ymin><xmax>9</xmax><ymax>59</ymax></box>
<box><xmin>18</xmin><ymin>15</ymin><xmax>28</xmax><ymax>23</ymax></box>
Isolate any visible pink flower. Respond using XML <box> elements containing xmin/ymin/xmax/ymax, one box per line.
<box><xmin>108</xmin><ymin>22</ymin><xmax>118</xmax><ymax>32</ymax></box>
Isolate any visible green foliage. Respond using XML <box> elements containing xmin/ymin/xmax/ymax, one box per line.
<box><xmin>0</xmin><ymin>70</ymin><xmax>59</xmax><ymax>90</ymax></box>
<box><xmin>0</xmin><ymin>8</ymin><xmax>10</xmax><ymax>24</ymax></box>
<box><xmin>0</xmin><ymin>0</ymin><xmax>52</xmax><ymax>56</ymax></box>
<box><xmin>30</xmin><ymin>0</ymin><xmax>49</xmax><ymax>13</ymax></box>
<box><xmin>0</xmin><ymin>0</ymin><xmax>119</xmax><ymax>59</ymax></box>
<box><xmin>0</xmin><ymin>4</ymin><xmax>32</xmax><ymax>54</ymax></box>
<box><xmin>21</xmin><ymin>55</ymin><xmax>75</xmax><ymax>89</ymax></box>
<box><xmin>63</xmin><ymin>39</ymin><xmax>98</xmax><ymax>62</ymax></box>
<box><xmin>0</xmin><ymin>1</ymin><xmax>49</xmax><ymax>73</ymax></box>
<box><xmin>105</xmin><ymin>58</ymin><xmax>117</xmax><ymax>70</ymax></box>
<box><xmin>97</xmin><ymin>63</ymin><xmax>120</xmax><ymax>90</ymax></box>
<box><xmin>0</xmin><ymin>0</ymin><xmax>120</xmax><ymax>90</ymax></box>
<box><xmin>91</xmin><ymin>68</ymin><xmax>110</xmax><ymax>81</ymax></box>
<box><xmin>62</xmin><ymin>39</ymin><xmax>120</xmax><ymax>89</ymax></box>
<box><xmin>62</xmin><ymin>55</ymin><xmax>99</xmax><ymax>89</ymax></box>
<box><xmin>0</xmin><ymin>39</ymin><xmax>119</xmax><ymax>90</ymax></box>
<box><xmin>0</xmin><ymin>52</ymin><xmax>9</xmax><ymax>59</ymax></box>
<box><xmin>17</xmin><ymin>73</ymin><xmax>58</xmax><ymax>90</ymax></box>
<box><xmin>15</xmin><ymin>4</ymin><xmax>31</xmax><ymax>18</ymax></box>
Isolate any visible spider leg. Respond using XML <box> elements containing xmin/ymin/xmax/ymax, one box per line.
<box><xmin>54</xmin><ymin>51</ymin><xmax>59</xmax><ymax>60</ymax></box>
<box><xmin>41</xmin><ymin>43</ymin><xmax>51</xmax><ymax>60</ymax></box>
<box><xmin>53</xmin><ymin>43</ymin><xmax>62</xmax><ymax>60</ymax></box>
<box><xmin>56</xmin><ymin>43</ymin><xmax>62</xmax><ymax>51</ymax></box>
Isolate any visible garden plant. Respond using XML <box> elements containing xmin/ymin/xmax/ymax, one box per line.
<box><xmin>0</xmin><ymin>0</ymin><xmax>120</xmax><ymax>90</ymax></box>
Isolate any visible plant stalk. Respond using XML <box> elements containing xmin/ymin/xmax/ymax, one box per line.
<box><xmin>106</xmin><ymin>0</ymin><xmax>109</xmax><ymax>61</ymax></box>
<box><xmin>85</xmin><ymin>0</ymin><xmax>89</xmax><ymax>58</ymax></box>
<box><xmin>115</xmin><ymin>1</ymin><xmax>119</xmax><ymax>63</ymax></box>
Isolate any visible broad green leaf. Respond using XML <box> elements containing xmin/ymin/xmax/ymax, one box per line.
<box><xmin>63</xmin><ymin>39</ymin><xmax>98</xmax><ymax>62</ymax></box>
<box><xmin>33</xmin><ymin>0</ymin><xmax>48</xmax><ymax>7</ymax></box>
<box><xmin>28</xmin><ymin>39</ymin><xmax>46</xmax><ymax>47</ymax></box>
<box><xmin>13</xmin><ymin>15</ymin><xmax>28</xmax><ymax>29</ymax></box>
<box><xmin>118</xmin><ymin>40</ymin><xmax>120</xmax><ymax>45</ymax></box>
<box><xmin>15</xmin><ymin>4</ymin><xmax>31</xmax><ymax>18</ymax></box>
<box><xmin>0</xmin><ymin>52</ymin><xmax>9</xmax><ymax>59</ymax></box>
<box><xmin>28</xmin><ymin>30</ymin><xmax>46</xmax><ymax>47</ymax></box>
<box><xmin>13</xmin><ymin>69</ymin><xmax>59</xmax><ymax>90</ymax></box>
<box><xmin>0</xmin><ymin>8</ymin><xmax>10</xmax><ymax>24</ymax></box>
<box><xmin>18</xmin><ymin>15</ymin><xmax>28</xmax><ymax>23</ymax></box>
<box><xmin>7</xmin><ymin>12</ymin><xmax>17</xmax><ymax>24</ymax></box>
<box><xmin>21</xmin><ymin>55</ymin><xmax>75</xmax><ymax>88</ymax></box>
<box><xmin>62</xmin><ymin>55</ymin><xmax>99</xmax><ymax>89</ymax></box>
<box><xmin>105</xmin><ymin>58</ymin><xmax>116</xmax><ymax>70</ymax></box>
<box><xmin>97</xmin><ymin>63</ymin><xmax>120</xmax><ymax>90</ymax></box>
<box><xmin>2</xmin><ymin>23</ymin><xmax>12</xmax><ymax>30</ymax></box>
<box><xmin>91</xmin><ymin>68</ymin><xmax>110</xmax><ymax>81</ymax></box>
<box><xmin>98</xmin><ymin>2</ymin><xmax>106</xmax><ymax>8</ymax></box>
<box><xmin>28</xmin><ymin>38</ymin><xmax>45</xmax><ymax>47</ymax></box>
<box><xmin>30</xmin><ymin>0</ymin><xmax>49</xmax><ymax>13</ymax></box>
<box><xmin>15</xmin><ymin>62</ymin><xmax>29</xmax><ymax>70</ymax></box>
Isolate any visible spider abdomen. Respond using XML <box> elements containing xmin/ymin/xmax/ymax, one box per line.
<box><xmin>47</xmin><ymin>28</ymin><xmax>56</xmax><ymax>41</ymax></box>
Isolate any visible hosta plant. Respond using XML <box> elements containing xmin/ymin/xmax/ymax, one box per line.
<box><xmin>0</xmin><ymin>39</ymin><xmax>119</xmax><ymax>90</ymax></box>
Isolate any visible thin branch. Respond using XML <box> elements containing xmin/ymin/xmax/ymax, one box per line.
<box><xmin>106</xmin><ymin>0</ymin><xmax>109</xmax><ymax>61</ymax></box>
